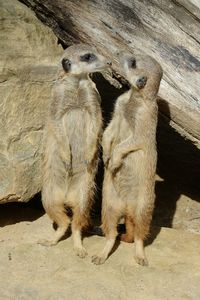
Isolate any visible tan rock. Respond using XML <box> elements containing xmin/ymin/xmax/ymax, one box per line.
<box><xmin>0</xmin><ymin>0</ymin><xmax>62</xmax><ymax>203</ymax></box>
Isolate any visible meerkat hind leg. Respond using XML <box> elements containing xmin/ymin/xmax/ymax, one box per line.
<box><xmin>71</xmin><ymin>208</ymin><xmax>89</xmax><ymax>258</ymax></box>
<box><xmin>92</xmin><ymin>214</ymin><xmax>119</xmax><ymax>265</ymax></box>
<box><xmin>91</xmin><ymin>236</ymin><xmax>117</xmax><ymax>265</ymax></box>
<box><xmin>134</xmin><ymin>207</ymin><xmax>150</xmax><ymax>266</ymax></box>
<box><xmin>38</xmin><ymin>209</ymin><xmax>70</xmax><ymax>246</ymax></box>
<box><xmin>134</xmin><ymin>237</ymin><xmax>148</xmax><ymax>266</ymax></box>
<box><xmin>72</xmin><ymin>227</ymin><xmax>87</xmax><ymax>258</ymax></box>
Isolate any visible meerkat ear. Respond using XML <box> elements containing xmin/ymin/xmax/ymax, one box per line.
<box><xmin>62</xmin><ymin>58</ymin><xmax>71</xmax><ymax>72</ymax></box>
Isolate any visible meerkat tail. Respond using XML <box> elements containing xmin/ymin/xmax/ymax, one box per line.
<box><xmin>38</xmin><ymin>203</ymin><xmax>70</xmax><ymax>246</ymax></box>
<box><xmin>120</xmin><ymin>215</ymin><xmax>135</xmax><ymax>243</ymax></box>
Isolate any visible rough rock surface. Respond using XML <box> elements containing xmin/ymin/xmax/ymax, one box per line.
<box><xmin>0</xmin><ymin>0</ymin><xmax>62</xmax><ymax>203</ymax></box>
<box><xmin>0</xmin><ymin>208</ymin><xmax>200</xmax><ymax>300</ymax></box>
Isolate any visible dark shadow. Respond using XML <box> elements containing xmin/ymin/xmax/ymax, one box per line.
<box><xmin>153</xmin><ymin>100</ymin><xmax>200</xmax><ymax>228</ymax></box>
<box><xmin>0</xmin><ymin>193</ymin><xmax>44</xmax><ymax>227</ymax></box>
<box><xmin>109</xmin><ymin>238</ymin><xmax>121</xmax><ymax>257</ymax></box>
<box><xmin>57</xmin><ymin>38</ymin><xmax>68</xmax><ymax>49</ymax></box>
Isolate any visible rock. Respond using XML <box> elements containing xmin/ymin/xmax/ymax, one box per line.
<box><xmin>0</xmin><ymin>0</ymin><xmax>62</xmax><ymax>203</ymax></box>
<box><xmin>0</xmin><ymin>211</ymin><xmax>200</xmax><ymax>299</ymax></box>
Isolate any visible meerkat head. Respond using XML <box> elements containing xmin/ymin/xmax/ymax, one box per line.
<box><xmin>60</xmin><ymin>44</ymin><xmax>112</xmax><ymax>76</ymax></box>
<box><xmin>116</xmin><ymin>51</ymin><xmax>163</xmax><ymax>97</ymax></box>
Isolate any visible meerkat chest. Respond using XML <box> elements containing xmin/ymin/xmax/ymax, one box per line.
<box><xmin>55</xmin><ymin>79</ymin><xmax>99</xmax><ymax>114</ymax></box>
<box><xmin>78</xmin><ymin>79</ymin><xmax>100</xmax><ymax>106</ymax></box>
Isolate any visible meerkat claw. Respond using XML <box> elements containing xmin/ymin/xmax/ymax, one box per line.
<box><xmin>91</xmin><ymin>255</ymin><xmax>106</xmax><ymax>265</ymax></box>
<box><xmin>74</xmin><ymin>247</ymin><xmax>88</xmax><ymax>258</ymax></box>
<box><xmin>135</xmin><ymin>255</ymin><xmax>149</xmax><ymax>266</ymax></box>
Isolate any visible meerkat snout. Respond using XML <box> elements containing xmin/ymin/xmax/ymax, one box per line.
<box><xmin>136</xmin><ymin>76</ymin><xmax>147</xmax><ymax>89</ymax></box>
<box><xmin>107</xmin><ymin>61</ymin><xmax>112</xmax><ymax>66</ymax></box>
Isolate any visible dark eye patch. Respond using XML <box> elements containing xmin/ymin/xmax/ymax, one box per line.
<box><xmin>80</xmin><ymin>53</ymin><xmax>97</xmax><ymax>63</ymax></box>
<box><xmin>136</xmin><ymin>76</ymin><xmax>147</xmax><ymax>89</ymax></box>
<box><xmin>128</xmin><ymin>57</ymin><xmax>136</xmax><ymax>68</ymax></box>
<box><xmin>62</xmin><ymin>58</ymin><xmax>71</xmax><ymax>72</ymax></box>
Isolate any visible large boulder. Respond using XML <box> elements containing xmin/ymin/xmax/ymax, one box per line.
<box><xmin>0</xmin><ymin>0</ymin><xmax>62</xmax><ymax>203</ymax></box>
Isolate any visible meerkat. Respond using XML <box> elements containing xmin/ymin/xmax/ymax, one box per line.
<box><xmin>39</xmin><ymin>44</ymin><xmax>111</xmax><ymax>258</ymax></box>
<box><xmin>92</xmin><ymin>52</ymin><xmax>163</xmax><ymax>265</ymax></box>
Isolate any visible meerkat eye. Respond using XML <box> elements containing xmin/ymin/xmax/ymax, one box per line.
<box><xmin>128</xmin><ymin>58</ymin><xmax>136</xmax><ymax>69</ymax></box>
<box><xmin>136</xmin><ymin>76</ymin><xmax>147</xmax><ymax>89</ymax></box>
<box><xmin>62</xmin><ymin>58</ymin><xmax>71</xmax><ymax>72</ymax></box>
<box><xmin>80</xmin><ymin>53</ymin><xmax>97</xmax><ymax>63</ymax></box>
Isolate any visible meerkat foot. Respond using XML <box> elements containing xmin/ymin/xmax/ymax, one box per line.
<box><xmin>134</xmin><ymin>237</ymin><xmax>148</xmax><ymax>266</ymax></box>
<box><xmin>74</xmin><ymin>246</ymin><xmax>88</xmax><ymax>258</ymax></box>
<box><xmin>134</xmin><ymin>255</ymin><xmax>148</xmax><ymax>266</ymax></box>
<box><xmin>120</xmin><ymin>233</ymin><xmax>134</xmax><ymax>243</ymax></box>
<box><xmin>37</xmin><ymin>239</ymin><xmax>57</xmax><ymax>247</ymax></box>
<box><xmin>91</xmin><ymin>255</ymin><xmax>107</xmax><ymax>265</ymax></box>
<box><xmin>91</xmin><ymin>237</ymin><xmax>116</xmax><ymax>265</ymax></box>
<box><xmin>72</xmin><ymin>228</ymin><xmax>87</xmax><ymax>258</ymax></box>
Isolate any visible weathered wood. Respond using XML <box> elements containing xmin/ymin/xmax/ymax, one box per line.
<box><xmin>20</xmin><ymin>0</ymin><xmax>200</xmax><ymax>145</ymax></box>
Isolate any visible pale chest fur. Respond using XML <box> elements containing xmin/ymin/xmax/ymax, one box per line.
<box><xmin>52</xmin><ymin>77</ymin><xmax>100</xmax><ymax>118</ymax></box>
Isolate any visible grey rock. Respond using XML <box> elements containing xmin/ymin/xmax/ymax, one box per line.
<box><xmin>0</xmin><ymin>0</ymin><xmax>62</xmax><ymax>203</ymax></box>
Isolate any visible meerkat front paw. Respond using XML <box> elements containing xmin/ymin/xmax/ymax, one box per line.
<box><xmin>74</xmin><ymin>246</ymin><xmax>88</xmax><ymax>258</ymax></box>
<box><xmin>91</xmin><ymin>255</ymin><xmax>106</xmax><ymax>265</ymax></box>
<box><xmin>108</xmin><ymin>153</ymin><xmax>122</xmax><ymax>173</ymax></box>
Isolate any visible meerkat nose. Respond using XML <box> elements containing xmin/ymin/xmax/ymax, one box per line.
<box><xmin>136</xmin><ymin>76</ymin><xmax>147</xmax><ymax>89</ymax></box>
<box><xmin>107</xmin><ymin>61</ymin><xmax>112</xmax><ymax>66</ymax></box>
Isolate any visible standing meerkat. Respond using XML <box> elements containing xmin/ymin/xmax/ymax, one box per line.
<box><xmin>92</xmin><ymin>52</ymin><xmax>163</xmax><ymax>265</ymax></box>
<box><xmin>39</xmin><ymin>44</ymin><xmax>111</xmax><ymax>258</ymax></box>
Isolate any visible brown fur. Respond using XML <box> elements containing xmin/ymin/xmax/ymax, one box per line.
<box><xmin>92</xmin><ymin>52</ymin><xmax>163</xmax><ymax>265</ymax></box>
<box><xmin>39</xmin><ymin>44</ymin><xmax>110</xmax><ymax>257</ymax></box>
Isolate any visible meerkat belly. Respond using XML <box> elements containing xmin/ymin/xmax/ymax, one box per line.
<box><xmin>114</xmin><ymin>152</ymin><xmax>141</xmax><ymax>200</ymax></box>
<box><xmin>111</xmin><ymin>117</ymin><xmax>138</xmax><ymax>200</ymax></box>
<box><xmin>113</xmin><ymin>117</ymin><xmax>132</xmax><ymax>149</ymax></box>
<box><xmin>115</xmin><ymin>147</ymin><xmax>156</xmax><ymax>201</ymax></box>
<box><xmin>62</xmin><ymin>108</ymin><xmax>91</xmax><ymax>171</ymax></box>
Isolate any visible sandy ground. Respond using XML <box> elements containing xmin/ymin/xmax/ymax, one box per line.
<box><xmin>0</xmin><ymin>207</ymin><xmax>200</xmax><ymax>300</ymax></box>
